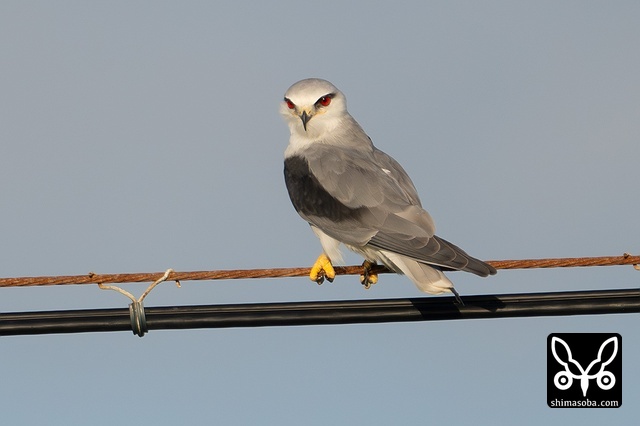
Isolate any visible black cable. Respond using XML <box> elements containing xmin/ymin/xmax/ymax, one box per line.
<box><xmin>1</xmin><ymin>289</ymin><xmax>638</xmax><ymax>337</ymax></box>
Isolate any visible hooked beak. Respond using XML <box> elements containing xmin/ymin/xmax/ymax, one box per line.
<box><xmin>300</xmin><ymin>111</ymin><xmax>312</xmax><ymax>131</ymax></box>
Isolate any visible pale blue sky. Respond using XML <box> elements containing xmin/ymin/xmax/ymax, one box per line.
<box><xmin>1</xmin><ymin>1</ymin><xmax>638</xmax><ymax>424</ymax></box>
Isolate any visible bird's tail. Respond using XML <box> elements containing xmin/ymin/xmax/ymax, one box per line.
<box><xmin>379</xmin><ymin>250</ymin><xmax>456</xmax><ymax>295</ymax></box>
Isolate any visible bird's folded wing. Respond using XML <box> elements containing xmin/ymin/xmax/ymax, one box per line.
<box><xmin>287</xmin><ymin>144</ymin><xmax>495</xmax><ymax>277</ymax></box>
<box><xmin>306</xmin><ymin>145</ymin><xmax>423</xmax><ymax>210</ymax></box>
<box><xmin>368</xmin><ymin>232</ymin><xmax>495</xmax><ymax>277</ymax></box>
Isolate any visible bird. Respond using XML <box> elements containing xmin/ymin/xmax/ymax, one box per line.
<box><xmin>281</xmin><ymin>78</ymin><xmax>496</xmax><ymax>302</ymax></box>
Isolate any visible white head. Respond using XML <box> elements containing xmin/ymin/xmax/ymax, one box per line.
<box><xmin>280</xmin><ymin>78</ymin><xmax>348</xmax><ymax>139</ymax></box>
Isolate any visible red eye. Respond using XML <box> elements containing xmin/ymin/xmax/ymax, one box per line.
<box><xmin>318</xmin><ymin>96</ymin><xmax>332</xmax><ymax>107</ymax></box>
<box><xmin>285</xmin><ymin>98</ymin><xmax>295</xmax><ymax>109</ymax></box>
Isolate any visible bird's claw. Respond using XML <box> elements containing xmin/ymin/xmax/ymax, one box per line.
<box><xmin>310</xmin><ymin>254</ymin><xmax>335</xmax><ymax>285</ymax></box>
<box><xmin>451</xmin><ymin>287</ymin><xmax>464</xmax><ymax>306</ymax></box>
<box><xmin>360</xmin><ymin>260</ymin><xmax>378</xmax><ymax>289</ymax></box>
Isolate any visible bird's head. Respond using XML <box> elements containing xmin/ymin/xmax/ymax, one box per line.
<box><xmin>280</xmin><ymin>78</ymin><xmax>348</xmax><ymax>139</ymax></box>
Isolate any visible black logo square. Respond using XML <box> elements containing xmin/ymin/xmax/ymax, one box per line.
<box><xmin>547</xmin><ymin>333</ymin><xmax>622</xmax><ymax>408</ymax></box>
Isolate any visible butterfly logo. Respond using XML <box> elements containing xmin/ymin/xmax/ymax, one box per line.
<box><xmin>551</xmin><ymin>335</ymin><xmax>618</xmax><ymax>397</ymax></box>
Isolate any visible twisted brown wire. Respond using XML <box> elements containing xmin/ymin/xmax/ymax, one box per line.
<box><xmin>0</xmin><ymin>254</ymin><xmax>637</xmax><ymax>288</ymax></box>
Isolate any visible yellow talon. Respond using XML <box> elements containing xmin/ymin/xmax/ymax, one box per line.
<box><xmin>309</xmin><ymin>254</ymin><xmax>335</xmax><ymax>284</ymax></box>
<box><xmin>360</xmin><ymin>260</ymin><xmax>378</xmax><ymax>289</ymax></box>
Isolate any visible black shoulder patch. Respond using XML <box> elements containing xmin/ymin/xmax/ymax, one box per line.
<box><xmin>284</xmin><ymin>156</ymin><xmax>362</xmax><ymax>223</ymax></box>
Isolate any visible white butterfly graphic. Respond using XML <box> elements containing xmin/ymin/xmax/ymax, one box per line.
<box><xmin>551</xmin><ymin>336</ymin><xmax>618</xmax><ymax>397</ymax></box>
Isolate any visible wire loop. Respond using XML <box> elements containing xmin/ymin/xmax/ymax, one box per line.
<box><xmin>96</xmin><ymin>269</ymin><xmax>175</xmax><ymax>337</ymax></box>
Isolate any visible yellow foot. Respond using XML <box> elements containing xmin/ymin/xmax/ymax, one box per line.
<box><xmin>360</xmin><ymin>260</ymin><xmax>378</xmax><ymax>289</ymax></box>
<box><xmin>309</xmin><ymin>254</ymin><xmax>335</xmax><ymax>285</ymax></box>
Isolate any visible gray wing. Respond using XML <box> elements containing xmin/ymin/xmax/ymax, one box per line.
<box><xmin>284</xmin><ymin>143</ymin><xmax>495</xmax><ymax>277</ymax></box>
